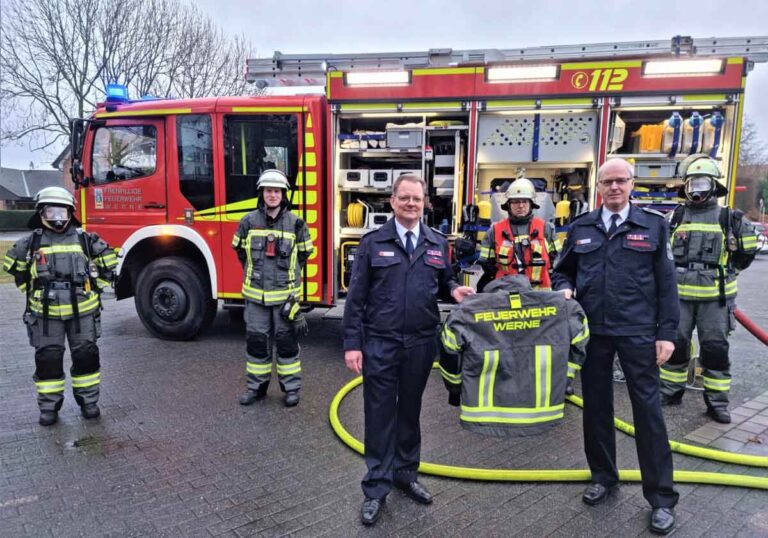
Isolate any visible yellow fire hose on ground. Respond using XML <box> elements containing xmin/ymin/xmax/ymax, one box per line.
<box><xmin>329</xmin><ymin>367</ymin><xmax>768</xmax><ymax>490</ymax></box>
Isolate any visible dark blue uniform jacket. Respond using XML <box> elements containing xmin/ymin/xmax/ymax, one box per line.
<box><xmin>343</xmin><ymin>218</ymin><xmax>459</xmax><ymax>350</ymax></box>
<box><xmin>552</xmin><ymin>205</ymin><xmax>679</xmax><ymax>341</ymax></box>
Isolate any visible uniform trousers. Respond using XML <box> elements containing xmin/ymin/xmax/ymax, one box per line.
<box><xmin>361</xmin><ymin>337</ymin><xmax>436</xmax><ymax>499</ymax></box>
<box><xmin>582</xmin><ymin>334</ymin><xmax>678</xmax><ymax>508</ymax></box>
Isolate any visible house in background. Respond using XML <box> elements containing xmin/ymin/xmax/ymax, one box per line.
<box><xmin>0</xmin><ymin>167</ymin><xmax>65</xmax><ymax>210</ymax></box>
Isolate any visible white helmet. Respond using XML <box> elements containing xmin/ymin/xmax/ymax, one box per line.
<box><xmin>256</xmin><ymin>169</ymin><xmax>291</xmax><ymax>191</ymax></box>
<box><xmin>35</xmin><ymin>186</ymin><xmax>76</xmax><ymax>210</ymax></box>
<box><xmin>34</xmin><ymin>186</ymin><xmax>76</xmax><ymax>231</ymax></box>
<box><xmin>504</xmin><ymin>177</ymin><xmax>540</xmax><ymax>209</ymax></box>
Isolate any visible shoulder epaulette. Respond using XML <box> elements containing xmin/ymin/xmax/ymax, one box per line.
<box><xmin>430</xmin><ymin>227</ymin><xmax>446</xmax><ymax>237</ymax></box>
<box><xmin>640</xmin><ymin>207</ymin><xmax>665</xmax><ymax>218</ymax></box>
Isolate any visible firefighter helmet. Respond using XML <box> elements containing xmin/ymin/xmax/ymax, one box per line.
<box><xmin>677</xmin><ymin>154</ymin><xmax>727</xmax><ymax>201</ymax></box>
<box><xmin>256</xmin><ymin>169</ymin><xmax>291</xmax><ymax>191</ymax></box>
<box><xmin>504</xmin><ymin>178</ymin><xmax>540</xmax><ymax>209</ymax></box>
<box><xmin>32</xmin><ymin>186</ymin><xmax>76</xmax><ymax>231</ymax></box>
<box><xmin>35</xmin><ymin>186</ymin><xmax>76</xmax><ymax>210</ymax></box>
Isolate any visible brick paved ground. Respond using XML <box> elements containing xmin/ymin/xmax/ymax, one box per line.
<box><xmin>2</xmin><ymin>258</ymin><xmax>768</xmax><ymax>537</ymax></box>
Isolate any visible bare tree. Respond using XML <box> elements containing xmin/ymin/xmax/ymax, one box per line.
<box><xmin>739</xmin><ymin>116</ymin><xmax>768</xmax><ymax>166</ymax></box>
<box><xmin>0</xmin><ymin>0</ymin><xmax>254</xmax><ymax>154</ymax></box>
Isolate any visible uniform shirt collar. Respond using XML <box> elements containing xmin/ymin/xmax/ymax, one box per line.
<box><xmin>601</xmin><ymin>203</ymin><xmax>630</xmax><ymax>229</ymax></box>
<box><xmin>394</xmin><ymin>219</ymin><xmax>420</xmax><ymax>246</ymax></box>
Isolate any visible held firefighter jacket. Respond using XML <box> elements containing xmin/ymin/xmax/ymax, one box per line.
<box><xmin>3</xmin><ymin>226</ymin><xmax>117</xmax><ymax>320</ymax></box>
<box><xmin>478</xmin><ymin>217</ymin><xmax>559</xmax><ymax>289</ymax></box>
<box><xmin>342</xmin><ymin>219</ymin><xmax>459</xmax><ymax>350</ymax></box>
<box><xmin>440</xmin><ymin>275</ymin><xmax>589</xmax><ymax>437</ymax></box>
<box><xmin>552</xmin><ymin>205</ymin><xmax>680</xmax><ymax>341</ymax></box>
<box><xmin>232</xmin><ymin>206</ymin><xmax>313</xmax><ymax>306</ymax></box>
<box><xmin>668</xmin><ymin>201</ymin><xmax>756</xmax><ymax>302</ymax></box>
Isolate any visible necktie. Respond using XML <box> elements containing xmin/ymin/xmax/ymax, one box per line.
<box><xmin>405</xmin><ymin>231</ymin><xmax>415</xmax><ymax>257</ymax></box>
<box><xmin>608</xmin><ymin>213</ymin><xmax>620</xmax><ymax>236</ymax></box>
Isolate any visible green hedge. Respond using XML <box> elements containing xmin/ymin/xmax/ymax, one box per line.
<box><xmin>0</xmin><ymin>210</ymin><xmax>34</xmax><ymax>230</ymax></box>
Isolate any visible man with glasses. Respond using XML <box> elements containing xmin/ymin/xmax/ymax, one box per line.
<box><xmin>343</xmin><ymin>174</ymin><xmax>474</xmax><ymax>526</ymax></box>
<box><xmin>478</xmin><ymin>177</ymin><xmax>559</xmax><ymax>291</ymax></box>
<box><xmin>552</xmin><ymin>158</ymin><xmax>680</xmax><ymax>535</ymax></box>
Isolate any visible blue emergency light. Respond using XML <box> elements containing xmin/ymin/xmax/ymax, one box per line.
<box><xmin>105</xmin><ymin>83</ymin><xmax>130</xmax><ymax>103</ymax></box>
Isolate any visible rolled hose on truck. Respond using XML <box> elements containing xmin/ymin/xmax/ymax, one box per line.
<box><xmin>329</xmin><ymin>365</ymin><xmax>768</xmax><ymax>490</ymax></box>
<box><xmin>735</xmin><ymin>307</ymin><xmax>768</xmax><ymax>346</ymax></box>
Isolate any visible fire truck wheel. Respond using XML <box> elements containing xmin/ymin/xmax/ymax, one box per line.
<box><xmin>135</xmin><ymin>256</ymin><xmax>214</xmax><ymax>340</ymax></box>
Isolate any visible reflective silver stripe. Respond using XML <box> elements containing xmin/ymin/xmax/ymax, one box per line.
<box><xmin>535</xmin><ymin>345</ymin><xmax>551</xmax><ymax>408</ymax></box>
<box><xmin>478</xmin><ymin>350</ymin><xmax>499</xmax><ymax>408</ymax></box>
<box><xmin>35</xmin><ymin>379</ymin><xmax>65</xmax><ymax>394</ymax></box>
<box><xmin>659</xmin><ymin>368</ymin><xmax>688</xmax><ymax>383</ymax></box>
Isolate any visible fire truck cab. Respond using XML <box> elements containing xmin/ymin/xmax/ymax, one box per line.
<box><xmin>69</xmin><ymin>35</ymin><xmax>767</xmax><ymax>340</ymax></box>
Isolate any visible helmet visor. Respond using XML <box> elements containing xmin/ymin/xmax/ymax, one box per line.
<box><xmin>685</xmin><ymin>176</ymin><xmax>714</xmax><ymax>201</ymax></box>
<box><xmin>41</xmin><ymin>206</ymin><xmax>70</xmax><ymax>229</ymax></box>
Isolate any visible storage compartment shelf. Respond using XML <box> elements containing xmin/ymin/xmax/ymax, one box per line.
<box><xmin>338</xmin><ymin>148</ymin><xmax>422</xmax><ymax>155</ymax></box>
<box><xmin>339</xmin><ymin>187</ymin><xmax>392</xmax><ymax>194</ymax></box>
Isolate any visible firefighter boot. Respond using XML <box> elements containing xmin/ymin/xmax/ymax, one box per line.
<box><xmin>39</xmin><ymin>410</ymin><xmax>58</xmax><ymax>426</ymax></box>
<box><xmin>284</xmin><ymin>390</ymin><xmax>300</xmax><ymax>407</ymax></box>
<box><xmin>240</xmin><ymin>383</ymin><xmax>268</xmax><ymax>406</ymax></box>
<box><xmin>703</xmin><ymin>370</ymin><xmax>731</xmax><ymax>423</ymax></box>
<box><xmin>81</xmin><ymin>404</ymin><xmax>101</xmax><ymax>419</ymax></box>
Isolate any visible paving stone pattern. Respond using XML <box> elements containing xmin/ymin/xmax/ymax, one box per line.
<box><xmin>1</xmin><ymin>259</ymin><xmax>768</xmax><ymax>536</ymax></box>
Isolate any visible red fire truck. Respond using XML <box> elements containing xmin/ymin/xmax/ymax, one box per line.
<box><xmin>69</xmin><ymin>35</ymin><xmax>767</xmax><ymax>339</ymax></box>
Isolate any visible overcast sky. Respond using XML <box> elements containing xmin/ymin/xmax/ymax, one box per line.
<box><xmin>2</xmin><ymin>0</ymin><xmax>767</xmax><ymax>169</ymax></box>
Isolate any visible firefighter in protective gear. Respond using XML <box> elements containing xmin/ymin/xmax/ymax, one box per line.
<box><xmin>3</xmin><ymin>186</ymin><xmax>117</xmax><ymax>426</ymax></box>
<box><xmin>478</xmin><ymin>177</ymin><xmax>559</xmax><ymax>292</ymax></box>
<box><xmin>232</xmin><ymin>169</ymin><xmax>313</xmax><ymax>408</ymax></box>
<box><xmin>440</xmin><ymin>275</ymin><xmax>589</xmax><ymax>436</ymax></box>
<box><xmin>660</xmin><ymin>155</ymin><xmax>757</xmax><ymax>423</ymax></box>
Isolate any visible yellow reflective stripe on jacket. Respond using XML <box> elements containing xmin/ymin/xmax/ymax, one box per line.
<box><xmin>72</xmin><ymin>372</ymin><xmax>101</xmax><ymax>388</ymax></box>
<box><xmin>296</xmin><ymin>239</ymin><xmax>314</xmax><ymax>252</ymax></box>
<box><xmin>659</xmin><ymin>367</ymin><xmax>688</xmax><ymax>383</ymax></box>
<box><xmin>441</xmin><ymin>325</ymin><xmax>460</xmax><ymax>351</ymax></box>
<box><xmin>232</xmin><ymin>234</ymin><xmax>243</xmax><ymax>248</ymax></box>
<box><xmin>535</xmin><ymin>345</ymin><xmax>552</xmax><ymax>409</ymax></box>
<box><xmin>241</xmin><ymin>285</ymin><xmax>299</xmax><ymax>305</ymax></box>
<box><xmin>248</xmin><ymin>229</ymin><xmax>296</xmax><ymax>240</ymax></box>
<box><xmin>439</xmin><ymin>365</ymin><xmax>462</xmax><ymax>385</ymax></box>
<box><xmin>35</xmin><ymin>379</ymin><xmax>65</xmax><ymax>394</ymax></box>
<box><xmin>702</xmin><ymin>376</ymin><xmax>731</xmax><ymax>391</ymax></box>
<box><xmin>571</xmin><ymin>317</ymin><xmax>590</xmax><ymax>345</ymax></box>
<box><xmin>3</xmin><ymin>253</ymin><xmax>21</xmax><ymax>271</ymax></box>
<box><xmin>40</xmin><ymin>244</ymin><xmax>85</xmax><ymax>255</ymax></box>
<box><xmin>276</xmin><ymin>361</ymin><xmax>301</xmax><ymax>375</ymax></box>
<box><xmin>95</xmin><ymin>253</ymin><xmax>118</xmax><ymax>268</ymax></box>
<box><xmin>96</xmin><ymin>278</ymin><xmax>111</xmax><ymax>289</ymax></box>
<box><xmin>478</xmin><ymin>350</ymin><xmax>500</xmax><ymax>408</ymax></box>
<box><xmin>677</xmin><ymin>280</ymin><xmax>737</xmax><ymax>299</ymax></box>
<box><xmin>460</xmin><ymin>403</ymin><xmax>565</xmax><ymax>424</ymax></box>
<box><xmin>567</xmin><ymin>361</ymin><xmax>581</xmax><ymax>378</ymax></box>
<box><xmin>29</xmin><ymin>293</ymin><xmax>100</xmax><ymax>317</ymax></box>
<box><xmin>742</xmin><ymin>235</ymin><xmax>757</xmax><ymax>248</ymax></box>
<box><xmin>246</xmin><ymin>362</ymin><xmax>272</xmax><ymax>375</ymax></box>
<box><xmin>478</xmin><ymin>246</ymin><xmax>494</xmax><ymax>261</ymax></box>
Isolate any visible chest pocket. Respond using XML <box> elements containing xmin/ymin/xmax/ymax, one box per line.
<box><xmin>371</xmin><ymin>255</ymin><xmax>401</xmax><ymax>270</ymax></box>
<box><xmin>276</xmin><ymin>239</ymin><xmax>294</xmax><ymax>270</ymax></box>
<box><xmin>249</xmin><ymin>236</ymin><xmax>265</xmax><ymax>265</ymax></box>
<box><xmin>573</xmin><ymin>240</ymin><xmax>602</xmax><ymax>255</ymax></box>
<box><xmin>687</xmin><ymin>231</ymin><xmax>723</xmax><ymax>265</ymax></box>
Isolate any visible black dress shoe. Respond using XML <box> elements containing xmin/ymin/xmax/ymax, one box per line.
<box><xmin>361</xmin><ymin>496</ymin><xmax>384</xmax><ymax>526</ymax></box>
<box><xmin>39</xmin><ymin>410</ymin><xmax>58</xmax><ymax>426</ymax></box>
<box><xmin>81</xmin><ymin>403</ymin><xmax>101</xmax><ymax>419</ymax></box>
<box><xmin>284</xmin><ymin>390</ymin><xmax>300</xmax><ymax>407</ymax></box>
<box><xmin>239</xmin><ymin>388</ymin><xmax>266</xmax><ymax>406</ymax></box>
<box><xmin>395</xmin><ymin>480</ymin><xmax>433</xmax><ymax>505</ymax></box>
<box><xmin>582</xmin><ymin>482</ymin><xmax>615</xmax><ymax>506</ymax></box>
<box><xmin>650</xmin><ymin>507</ymin><xmax>675</xmax><ymax>534</ymax></box>
<box><xmin>707</xmin><ymin>406</ymin><xmax>731</xmax><ymax>424</ymax></box>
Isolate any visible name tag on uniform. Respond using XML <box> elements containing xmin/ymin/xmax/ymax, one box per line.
<box><xmin>626</xmin><ymin>233</ymin><xmax>649</xmax><ymax>241</ymax></box>
<box><xmin>426</xmin><ymin>249</ymin><xmax>443</xmax><ymax>257</ymax></box>
<box><xmin>378</xmin><ymin>251</ymin><xmax>395</xmax><ymax>257</ymax></box>
<box><xmin>576</xmin><ymin>238</ymin><xmax>592</xmax><ymax>245</ymax></box>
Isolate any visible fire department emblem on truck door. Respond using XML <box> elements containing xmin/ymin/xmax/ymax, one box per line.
<box><xmin>94</xmin><ymin>188</ymin><xmax>104</xmax><ymax>209</ymax></box>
